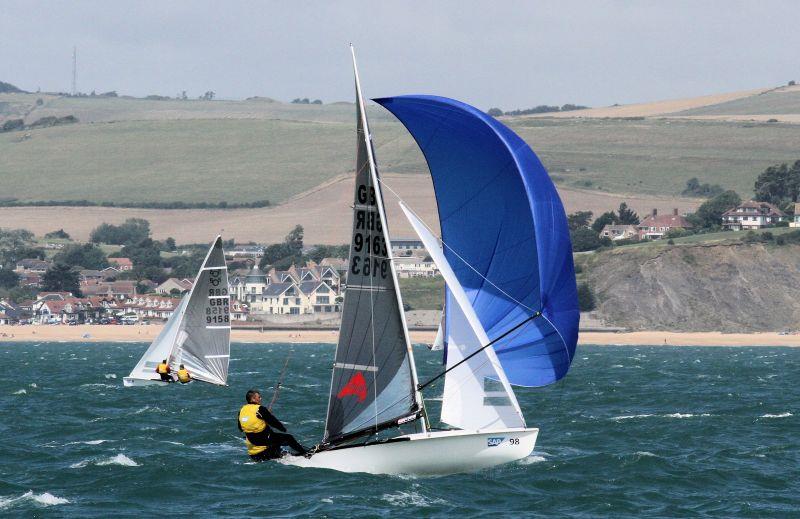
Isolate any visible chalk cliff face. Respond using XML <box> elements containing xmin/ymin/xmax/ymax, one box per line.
<box><xmin>585</xmin><ymin>243</ymin><xmax>800</xmax><ymax>332</ymax></box>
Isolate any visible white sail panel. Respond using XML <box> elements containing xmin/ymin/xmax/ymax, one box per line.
<box><xmin>125</xmin><ymin>296</ymin><xmax>188</xmax><ymax>382</ymax></box>
<box><xmin>177</xmin><ymin>237</ymin><xmax>230</xmax><ymax>385</ymax></box>
<box><xmin>399</xmin><ymin>202</ymin><xmax>524</xmax><ymax>430</ymax></box>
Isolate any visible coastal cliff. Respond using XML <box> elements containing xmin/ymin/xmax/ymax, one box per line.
<box><xmin>584</xmin><ymin>242</ymin><xmax>800</xmax><ymax>332</ymax></box>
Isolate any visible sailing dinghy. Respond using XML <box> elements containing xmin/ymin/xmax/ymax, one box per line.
<box><xmin>123</xmin><ymin>236</ymin><xmax>231</xmax><ymax>387</ymax></box>
<box><xmin>286</xmin><ymin>48</ymin><xmax>578</xmax><ymax>475</ymax></box>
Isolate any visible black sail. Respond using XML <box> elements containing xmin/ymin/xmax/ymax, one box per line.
<box><xmin>323</xmin><ymin>52</ymin><xmax>420</xmax><ymax>444</ymax></box>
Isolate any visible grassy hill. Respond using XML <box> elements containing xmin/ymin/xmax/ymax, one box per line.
<box><xmin>673</xmin><ymin>85</ymin><xmax>800</xmax><ymax>117</ymax></box>
<box><xmin>2</xmin><ymin>87</ymin><xmax>800</xmax><ymax>206</ymax></box>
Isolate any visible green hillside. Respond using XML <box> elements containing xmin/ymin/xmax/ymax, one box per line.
<box><xmin>673</xmin><ymin>87</ymin><xmax>800</xmax><ymax>117</ymax></box>
<box><xmin>2</xmin><ymin>93</ymin><xmax>800</xmax><ymax>205</ymax></box>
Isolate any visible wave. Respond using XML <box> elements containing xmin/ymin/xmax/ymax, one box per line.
<box><xmin>634</xmin><ymin>451</ymin><xmax>658</xmax><ymax>458</ymax></box>
<box><xmin>12</xmin><ymin>389</ymin><xmax>26</xmax><ymax>395</ymax></box>
<box><xmin>518</xmin><ymin>455</ymin><xmax>546</xmax><ymax>465</ymax></box>
<box><xmin>134</xmin><ymin>405</ymin><xmax>165</xmax><ymax>414</ymax></box>
<box><xmin>0</xmin><ymin>491</ymin><xmax>69</xmax><ymax>509</ymax></box>
<box><xmin>29</xmin><ymin>383</ymin><xmax>37</xmax><ymax>388</ymax></box>
<box><xmin>96</xmin><ymin>454</ymin><xmax>139</xmax><ymax>467</ymax></box>
<box><xmin>760</xmin><ymin>412</ymin><xmax>792</xmax><ymax>418</ymax></box>
<box><xmin>66</xmin><ymin>439</ymin><xmax>112</xmax><ymax>446</ymax></box>
<box><xmin>104</xmin><ymin>373</ymin><xmax>117</xmax><ymax>379</ymax></box>
<box><xmin>381</xmin><ymin>490</ymin><xmax>447</xmax><ymax>508</ymax></box>
<box><xmin>612</xmin><ymin>413</ymin><xmax>711</xmax><ymax>421</ymax></box>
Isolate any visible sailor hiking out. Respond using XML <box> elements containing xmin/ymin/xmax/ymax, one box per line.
<box><xmin>237</xmin><ymin>389</ymin><xmax>308</xmax><ymax>461</ymax></box>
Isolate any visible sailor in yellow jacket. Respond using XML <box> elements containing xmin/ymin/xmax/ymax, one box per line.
<box><xmin>177</xmin><ymin>364</ymin><xmax>191</xmax><ymax>384</ymax></box>
<box><xmin>155</xmin><ymin>359</ymin><xmax>173</xmax><ymax>383</ymax></box>
<box><xmin>237</xmin><ymin>389</ymin><xmax>308</xmax><ymax>461</ymax></box>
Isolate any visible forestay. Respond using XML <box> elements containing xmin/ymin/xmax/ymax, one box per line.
<box><xmin>323</xmin><ymin>51</ymin><xmax>421</xmax><ymax>444</ymax></box>
<box><xmin>376</xmin><ymin>96</ymin><xmax>579</xmax><ymax>388</ymax></box>
<box><xmin>401</xmin><ymin>203</ymin><xmax>525</xmax><ymax>431</ymax></box>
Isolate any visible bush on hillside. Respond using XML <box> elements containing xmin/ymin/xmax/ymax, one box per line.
<box><xmin>577</xmin><ymin>283</ymin><xmax>596</xmax><ymax>312</ymax></box>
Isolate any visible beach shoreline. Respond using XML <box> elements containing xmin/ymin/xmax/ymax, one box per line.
<box><xmin>1</xmin><ymin>325</ymin><xmax>799</xmax><ymax>347</ymax></box>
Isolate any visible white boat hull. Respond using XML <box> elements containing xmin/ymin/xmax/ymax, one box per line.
<box><xmin>282</xmin><ymin>427</ymin><xmax>538</xmax><ymax>476</ymax></box>
<box><xmin>123</xmin><ymin>377</ymin><xmax>171</xmax><ymax>387</ymax></box>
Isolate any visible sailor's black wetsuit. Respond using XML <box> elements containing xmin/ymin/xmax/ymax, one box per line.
<box><xmin>237</xmin><ymin>404</ymin><xmax>307</xmax><ymax>460</ymax></box>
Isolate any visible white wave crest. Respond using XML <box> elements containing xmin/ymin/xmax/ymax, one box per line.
<box><xmin>96</xmin><ymin>454</ymin><xmax>139</xmax><ymax>467</ymax></box>
<box><xmin>134</xmin><ymin>405</ymin><xmax>164</xmax><ymax>414</ymax></box>
<box><xmin>381</xmin><ymin>491</ymin><xmax>447</xmax><ymax>508</ymax></box>
<box><xmin>761</xmin><ymin>412</ymin><xmax>792</xmax><ymax>418</ymax></box>
<box><xmin>104</xmin><ymin>373</ymin><xmax>117</xmax><ymax>379</ymax></box>
<box><xmin>0</xmin><ymin>491</ymin><xmax>69</xmax><ymax>509</ymax></box>
<box><xmin>29</xmin><ymin>383</ymin><xmax>37</xmax><ymax>388</ymax></box>
<box><xmin>634</xmin><ymin>451</ymin><xmax>657</xmax><ymax>457</ymax></box>
<box><xmin>518</xmin><ymin>455</ymin><xmax>546</xmax><ymax>465</ymax></box>
<box><xmin>613</xmin><ymin>414</ymin><xmax>654</xmax><ymax>420</ymax></box>
<box><xmin>13</xmin><ymin>389</ymin><xmax>26</xmax><ymax>395</ymax></box>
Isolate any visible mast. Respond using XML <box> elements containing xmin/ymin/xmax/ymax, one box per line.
<box><xmin>320</xmin><ymin>48</ymin><xmax>427</xmax><ymax>445</ymax></box>
<box><xmin>350</xmin><ymin>46</ymin><xmax>427</xmax><ymax>430</ymax></box>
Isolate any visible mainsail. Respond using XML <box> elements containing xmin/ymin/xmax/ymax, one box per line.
<box><xmin>124</xmin><ymin>236</ymin><xmax>230</xmax><ymax>386</ymax></box>
<box><xmin>376</xmin><ymin>96</ymin><xmax>579</xmax><ymax>388</ymax></box>
<box><xmin>322</xmin><ymin>49</ymin><xmax>423</xmax><ymax>444</ymax></box>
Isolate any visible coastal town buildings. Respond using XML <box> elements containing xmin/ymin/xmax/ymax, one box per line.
<box><xmin>638</xmin><ymin>209</ymin><xmax>693</xmax><ymax>240</ymax></box>
<box><xmin>394</xmin><ymin>258</ymin><xmax>440</xmax><ymax>278</ymax></box>
<box><xmin>108</xmin><ymin>257</ymin><xmax>133</xmax><ymax>271</ymax></box>
<box><xmin>229</xmin><ymin>264</ymin><xmax>342</xmax><ymax>315</ymax></box>
<box><xmin>155</xmin><ymin>277</ymin><xmax>193</xmax><ymax>295</ymax></box>
<box><xmin>791</xmin><ymin>203</ymin><xmax>800</xmax><ymax>228</ymax></box>
<box><xmin>721</xmin><ymin>201</ymin><xmax>786</xmax><ymax>231</ymax></box>
<box><xmin>599</xmin><ymin>224</ymin><xmax>639</xmax><ymax>242</ymax></box>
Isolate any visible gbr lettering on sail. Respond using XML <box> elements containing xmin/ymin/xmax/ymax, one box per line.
<box><xmin>350</xmin><ymin>183</ymin><xmax>389</xmax><ymax>280</ymax></box>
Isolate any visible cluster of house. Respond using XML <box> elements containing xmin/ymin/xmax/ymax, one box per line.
<box><xmin>1</xmin><ymin>237</ymin><xmax>441</xmax><ymax>325</ymax></box>
<box><xmin>600</xmin><ymin>201</ymin><xmax>797</xmax><ymax>242</ymax></box>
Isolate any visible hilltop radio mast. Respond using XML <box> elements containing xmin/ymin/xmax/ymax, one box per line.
<box><xmin>71</xmin><ymin>46</ymin><xmax>77</xmax><ymax>95</ymax></box>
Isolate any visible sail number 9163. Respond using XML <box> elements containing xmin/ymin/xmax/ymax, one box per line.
<box><xmin>351</xmin><ymin>256</ymin><xmax>388</xmax><ymax>279</ymax></box>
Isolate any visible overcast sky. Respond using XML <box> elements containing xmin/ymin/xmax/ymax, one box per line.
<box><xmin>2</xmin><ymin>1</ymin><xmax>799</xmax><ymax>109</ymax></box>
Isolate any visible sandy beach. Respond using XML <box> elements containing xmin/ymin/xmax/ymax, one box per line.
<box><xmin>1</xmin><ymin>325</ymin><xmax>799</xmax><ymax>347</ymax></box>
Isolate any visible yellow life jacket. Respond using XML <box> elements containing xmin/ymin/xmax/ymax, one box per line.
<box><xmin>239</xmin><ymin>404</ymin><xmax>269</xmax><ymax>456</ymax></box>
<box><xmin>177</xmin><ymin>369</ymin><xmax>190</xmax><ymax>383</ymax></box>
<box><xmin>157</xmin><ymin>363</ymin><xmax>169</xmax><ymax>374</ymax></box>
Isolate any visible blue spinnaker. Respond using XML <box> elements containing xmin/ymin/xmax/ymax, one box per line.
<box><xmin>375</xmin><ymin>95</ymin><xmax>578</xmax><ymax>387</ymax></box>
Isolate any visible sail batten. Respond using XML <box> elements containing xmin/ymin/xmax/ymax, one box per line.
<box><xmin>322</xmin><ymin>49</ymin><xmax>422</xmax><ymax>443</ymax></box>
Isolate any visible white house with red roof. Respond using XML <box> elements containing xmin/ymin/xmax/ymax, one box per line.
<box><xmin>108</xmin><ymin>257</ymin><xmax>133</xmax><ymax>271</ymax></box>
<box><xmin>722</xmin><ymin>201</ymin><xmax>786</xmax><ymax>231</ymax></box>
<box><xmin>638</xmin><ymin>209</ymin><xmax>693</xmax><ymax>240</ymax></box>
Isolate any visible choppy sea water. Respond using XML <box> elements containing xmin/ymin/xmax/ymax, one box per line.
<box><xmin>0</xmin><ymin>342</ymin><xmax>797</xmax><ymax>517</ymax></box>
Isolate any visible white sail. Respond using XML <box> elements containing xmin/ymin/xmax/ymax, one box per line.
<box><xmin>124</xmin><ymin>295</ymin><xmax>189</xmax><ymax>383</ymax></box>
<box><xmin>430</xmin><ymin>316</ymin><xmax>444</xmax><ymax>351</ymax></box>
<box><xmin>399</xmin><ymin>202</ymin><xmax>525</xmax><ymax>430</ymax></box>
<box><xmin>124</xmin><ymin>236</ymin><xmax>230</xmax><ymax>386</ymax></box>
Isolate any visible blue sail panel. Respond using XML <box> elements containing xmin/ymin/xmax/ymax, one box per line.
<box><xmin>375</xmin><ymin>95</ymin><xmax>578</xmax><ymax>387</ymax></box>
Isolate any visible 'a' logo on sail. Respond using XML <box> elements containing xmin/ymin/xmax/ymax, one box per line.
<box><xmin>337</xmin><ymin>372</ymin><xmax>367</xmax><ymax>402</ymax></box>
